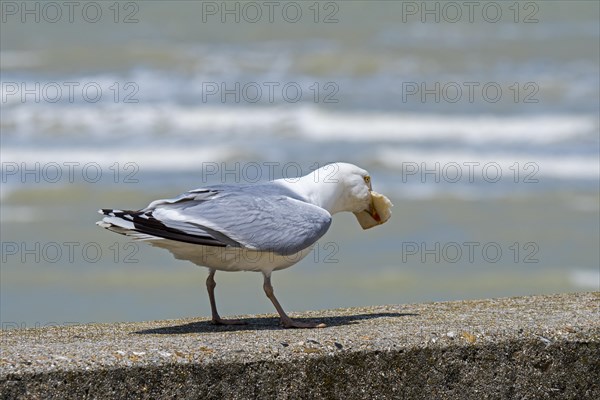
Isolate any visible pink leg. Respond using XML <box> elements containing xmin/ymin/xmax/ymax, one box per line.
<box><xmin>263</xmin><ymin>273</ymin><xmax>326</xmax><ymax>329</ymax></box>
<box><xmin>206</xmin><ymin>269</ymin><xmax>246</xmax><ymax>325</ymax></box>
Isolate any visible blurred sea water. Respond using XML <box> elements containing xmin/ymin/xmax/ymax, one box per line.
<box><xmin>1</xmin><ymin>1</ymin><xmax>598</xmax><ymax>326</ymax></box>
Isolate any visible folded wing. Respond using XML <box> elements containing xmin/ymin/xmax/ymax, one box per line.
<box><xmin>99</xmin><ymin>185</ymin><xmax>332</xmax><ymax>256</ymax></box>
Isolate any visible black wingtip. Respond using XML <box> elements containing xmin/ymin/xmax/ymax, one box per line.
<box><xmin>99</xmin><ymin>208</ymin><xmax>127</xmax><ymax>216</ymax></box>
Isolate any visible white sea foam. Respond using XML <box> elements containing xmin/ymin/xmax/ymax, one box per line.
<box><xmin>569</xmin><ymin>269</ymin><xmax>600</xmax><ymax>289</ymax></box>
<box><xmin>3</xmin><ymin>102</ymin><xmax>597</xmax><ymax>181</ymax></box>
<box><xmin>297</xmin><ymin>109</ymin><xmax>597</xmax><ymax>145</ymax></box>
<box><xmin>2</xmin><ymin>104</ymin><xmax>596</xmax><ymax>145</ymax></box>
<box><xmin>375</xmin><ymin>148</ymin><xmax>600</xmax><ymax>180</ymax></box>
<box><xmin>2</xmin><ymin>104</ymin><xmax>286</xmax><ymax>137</ymax></box>
<box><xmin>0</xmin><ymin>146</ymin><xmax>239</xmax><ymax>171</ymax></box>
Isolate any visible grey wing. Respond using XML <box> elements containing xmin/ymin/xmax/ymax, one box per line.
<box><xmin>100</xmin><ymin>189</ymin><xmax>232</xmax><ymax>247</ymax></box>
<box><xmin>128</xmin><ymin>187</ymin><xmax>332</xmax><ymax>256</ymax></box>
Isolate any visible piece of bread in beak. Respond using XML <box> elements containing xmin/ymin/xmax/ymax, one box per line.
<box><xmin>354</xmin><ymin>191</ymin><xmax>393</xmax><ymax>230</ymax></box>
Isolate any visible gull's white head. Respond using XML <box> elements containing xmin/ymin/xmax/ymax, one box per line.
<box><xmin>322</xmin><ymin>162</ymin><xmax>373</xmax><ymax>214</ymax></box>
<box><xmin>290</xmin><ymin>162</ymin><xmax>383</xmax><ymax>224</ymax></box>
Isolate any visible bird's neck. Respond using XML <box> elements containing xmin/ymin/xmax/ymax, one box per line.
<box><xmin>275</xmin><ymin>171</ymin><xmax>345</xmax><ymax>215</ymax></box>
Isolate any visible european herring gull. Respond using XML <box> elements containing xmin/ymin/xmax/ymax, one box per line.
<box><xmin>98</xmin><ymin>162</ymin><xmax>392</xmax><ymax>328</ymax></box>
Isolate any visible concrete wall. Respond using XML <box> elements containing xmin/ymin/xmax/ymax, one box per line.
<box><xmin>2</xmin><ymin>292</ymin><xmax>599</xmax><ymax>399</ymax></box>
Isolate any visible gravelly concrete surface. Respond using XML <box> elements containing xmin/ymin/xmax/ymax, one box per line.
<box><xmin>1</xmin><ymin>292</ymin><xmax>599</xmax><ymax>399</ymax></box>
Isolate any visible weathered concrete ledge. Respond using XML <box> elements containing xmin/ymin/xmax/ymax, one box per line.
<box><xmin>1</xmin><ymin>292</ymin><xmax>599</xmax><ymax>399</ymax></box>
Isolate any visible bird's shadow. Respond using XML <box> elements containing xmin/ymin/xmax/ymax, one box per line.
<box><xmin>134</xmin><ymin>312</ymin><xmax>417</xmax><ymax>335</ymax></box>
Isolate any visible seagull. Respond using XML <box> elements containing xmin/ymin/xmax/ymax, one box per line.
<box><xmin>97</xmin><ymin>162</ymin><xmax>391</xmax><ymax>328</ymax></box>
